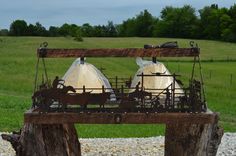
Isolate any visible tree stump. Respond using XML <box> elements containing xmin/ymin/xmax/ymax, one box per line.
<box><xmin>165</xmin><ymin>114</ymin><xmax>224</xmax><ymax>156</ymax></box>
<box><xmin>2</xmin><ymin>123</ymin><xmax>81</xmax><ymax>156</ymax></box>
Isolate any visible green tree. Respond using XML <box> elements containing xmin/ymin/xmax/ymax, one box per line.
<box><xmin>224</xmin><ymin>4</ymin><xmax>236</xmax><ymax>42</ymax></box>
<box><xmin>199</xmin><ymin>4</ymin><xmax>236</xmax><ymax>41</ymax></box>
<box><xmin>26</xmin><ymin>22</ymin><xmax>48</xmax><ymax>36</ymax></box>
<box><xmin>154</xmin><ymin>5</ymin><xmax>198</xmax><ymax>38</ymax></box>
<box><xmin>34</xmin><ymin>22</ymin><xmax>48</xmax><ymax>36</ymax></box>
<box><xmin>106</xmin><ymin>21</ymin><xmax>117</xmax><ymax>37</ymax></box>
<box><xmin>69</xmin><ymin>24</ymin><xmax>79</xmax><ymax>37</ymax></box>
<box><xmin>135</xmin><ymin>9</ymin><xmax>157</xmax><ymax>37</ymax></box>
<box><xmin>93</xmin><ymin>25</ymin><xmax>103</xmax><ymax>37</ymax></box>
<box><xmin>58</xmin><ymin>23</ymin><xmax>70</xmax><ymax>36</ymax></box>
<box><xmin>118</xmin><ymin>18</ymin><xmax>136</xmax><ymax>36</ymax></box>
<box><xmin>27</xmin><ymin>24</ymin><xmax>37</xmax><ymax>36</ymax></box>
<box><xmin>81</xmin><ymin>23</ymin><xmax>94</xmax><ymax>37</ymax></box>
<box><xmin>48</xmin><ymin>26</ymin><xmax>59</xmax><ymax>36</ymax></box>
<box><xmin>0</xmin><ymin>29</ymin><xmax>9</xmax><ymax>36</ymax></box>
<box><xmin>74</xmin><ymin>28</ymin><xmax>83</xmax><ymax>42</ymax></box>
<box><xmin>118</xmin><ymin>10</ymin><xmax>157</xmax><ymax>37</ymax></box>
<box><xmin>9</xmin><ymin>20</ymin><xmax>28</xmax><ymax>36</ymax></box>
<box><xmin>199</xmin><ymin>4</ymin><xmax>222</xmax><ymax>39</ymax></box>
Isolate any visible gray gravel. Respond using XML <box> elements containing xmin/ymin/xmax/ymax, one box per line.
<box><xmin>0</xmin><ymin>133</ymin><xmax>235</xmax><ymax>156</ymax></box>
<box><xmin>217</xmin><ymin>133</ymin><xmax>236</xmax><ymax>156</ymax></box>
<box><xmin>0</xmin><ymin>133</ymin><xmax>15</xmax><ymax>156</ymax></box>
<box><xmin>80</xmin><ymin>137</ymin><xmax>164</xmax><ymax>156</ymax></box>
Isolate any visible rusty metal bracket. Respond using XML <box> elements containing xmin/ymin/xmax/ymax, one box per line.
<box><xmin>38</xmin><ymin>42</ymin><xmax>48</xmax><ymax>58</ymax></box>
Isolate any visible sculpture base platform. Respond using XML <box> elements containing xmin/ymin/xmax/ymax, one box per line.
<box><xmin>2</xmin><ymin>109</ymin><xmax>223</xmax><ymax>156</ymax></box>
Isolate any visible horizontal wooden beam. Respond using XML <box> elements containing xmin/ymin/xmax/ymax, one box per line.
<box><xmin>24</xmin><ymin>111</ymin><xmax>217</xmax><ymax>124</ymax></box>
<box><xmin>37</xmin><ymin>48</ymin><xmax>199</xmax><ymax>58</ymax></box>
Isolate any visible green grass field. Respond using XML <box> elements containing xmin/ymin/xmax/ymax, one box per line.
<box><xmin>0</xmin><ymin>37</ymin><xmax>235</xmax><ymax>137</ymax></box>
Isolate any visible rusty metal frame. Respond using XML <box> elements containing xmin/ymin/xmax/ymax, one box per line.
<box><xmin>37</xmin><ymin>47</ymin><xmax>199</xmax><ymax>58</ymax></box>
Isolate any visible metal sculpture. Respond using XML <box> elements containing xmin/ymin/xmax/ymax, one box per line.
<box><xmin>32</xmin><ymin>41</ymin><xmax>207</xmax><ymax>113</ymax></box>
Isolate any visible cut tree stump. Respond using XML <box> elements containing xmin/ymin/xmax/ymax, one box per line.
<box><xmin>2</xmin><ymin>123</ymin><xmax>81</xmax><ymax>156</ymax></box>
<box><xmin>165</xmin><ymin>114</ymin><xmax>224</xmax><ymax>156</ymax></box>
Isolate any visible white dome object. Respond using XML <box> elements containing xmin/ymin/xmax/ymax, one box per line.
<box><xmin>130</xmin><ymin>58</ymin><xmax>184</xmax><ymax>98</ymax></box>
<box><xmin>63</xmin><ymin>58</ymin><xmax>112</xmax><ymax>94</ymax></box>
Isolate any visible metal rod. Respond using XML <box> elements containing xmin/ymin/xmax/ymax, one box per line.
<box><xmin>152</xmin><ymin>57</ymin><xmax>157</xmax><ymax>63</ymax></box>
<box><xmin>42</xmin><ymin>58</ymin><xmax>49</xmax><ymax>83</ymax></box>
<box><xmin>141</xmin><ymin>72</ymin><xmax>144</xmax><ymax>91</ymax></box>
<box><xmin>108</xmin><ymin>77</ymin><xmax>131</xmax><ymax>80</ymax></box>
<box><xmin>172</xmin><ymin>73</ymin><xmax>176</xmax><ymax>109</ymax></box>
<box><xmin>143</xmin><ymin>88</ymin><xmax>183</xmax><ymax>91</ymax></box>
<box><xmin>137</xmin><ymin>74</ymin><xmax>181</xmax><ymax>77</ymax></box>
<box><xmin>80</xmin><ymin>57</ymin><xmax>85</xmax><ymax>64</ymax></box>
<box><xmin>191</xmin><ymin>56</ymin><xmax>196</xmax><ymax>82</ymax></box>
<box><xmin>33</xmin><ymin>57</ymin><xmax>40</xmax><ymax>92</ymax></box>
<box><xmin>197</xmin><ymin>56</ymin><xmax>207</xmax><ymax>106</ymax></box>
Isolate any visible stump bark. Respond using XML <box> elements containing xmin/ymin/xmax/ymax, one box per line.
<box><xmin>165</xmin><ymin>114</ymin><xmax>224</xmax><ymax>156</ymax></box>
<box><xmin>2</xmin><ymin>124</ymin><xmax>81</xmax><ymax>156</ymax></box>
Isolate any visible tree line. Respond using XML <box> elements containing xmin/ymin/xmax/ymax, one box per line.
<box><xmin>1</xmin><ymin>4</ymin><xmax>236</xmax><ymax>42</ymax></box>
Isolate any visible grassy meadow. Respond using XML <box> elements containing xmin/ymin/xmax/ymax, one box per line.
<box><xmin>0</xmin><ymin>37</ymin><xmax>235</xmax><ymax>137</ymax></box>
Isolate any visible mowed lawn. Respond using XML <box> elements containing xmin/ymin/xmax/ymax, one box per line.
<box><xmin>0</xmin><ymin>37</ymin><xmax>235</xmax><ymax>137</ymax></box>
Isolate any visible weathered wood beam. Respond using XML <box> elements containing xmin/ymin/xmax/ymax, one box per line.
<box><xmin>37</xmin><ymin>48</ymin><xmax>199</xmax><ymax>58</ymax></box>
<box><xmin>24</xmin><ymin>112</ymin><xmax>217</xmax><ymax>124</ymax></box>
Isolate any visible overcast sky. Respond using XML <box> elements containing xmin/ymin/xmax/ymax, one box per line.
<box><xmin>0</xmin><ymin>0</ymin><xmax>235</xmax><ymax>29</ymax></box>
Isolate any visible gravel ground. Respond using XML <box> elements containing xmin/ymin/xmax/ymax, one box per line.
<box><xmin>0</xmin><ymin>133</ymin><xmax>235</xmax><ymax>156</ymax></box>
<box><xmin>0</xmin><ymin>133</ymin><xmax>15</xmax><ymax>156</ymax></box>
<box><xmin>80</xmin><ymin>137</ymin><xmax>164</xmax><ymax>156</ymax></box>
<box><xmin>217</xmin><ymin>133</ymin><xmax>236</xmax><ymax>156</ymax></box>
